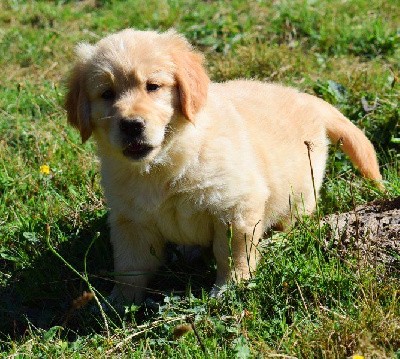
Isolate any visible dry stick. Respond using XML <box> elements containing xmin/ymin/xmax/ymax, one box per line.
<box><xmin>295</xmin><ymin>280</ymin><xmax>311</xmax><ymax>320</ymax></box>
<box><xmin>318</xmin><ymin>305</ymin><xmax>347</xmax><ymax>320</ymax></box>
<box><xmin>301</xmin><ymin>149</ymin><xmax>362</xmax><ymax>272</ymax></box>
<box><xmin>107</xmin><ymin>315</ymin><xmax>187</xmax><ymax>355</ymax></box>
<box><xmin>248</xmin><ymin>220</ymin><xmax>261</xmax><ymax>278</ymax></box>
<box><xmin>187</xmin><ymin>316</ymin><xmax>207</xmax><ymax>354</ymax></box>
<box><xmin>349</xmin><ymin>178</ymin><xmax>361</xmax><ymax>243</ymax></box>
<box><xmin>304</xmin><ymin>141</ymin><xmax>322</xmax><ymax>244</ymax></box>
<box><xmin>304</xmin><ymin>141</ymin><xmax>320</xmax><ymax>224</ymax></box>
<box><xmin>349</xmin><ymin>179</ymin><xmax>362</xmax><ymax>275</ymax></box>
<box><xmin>304</xmin><ymin>141</ymin><xmax>327</xmax><ymax>288</ymax></box>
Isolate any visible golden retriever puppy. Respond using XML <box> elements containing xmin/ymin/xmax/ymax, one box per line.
<box><xmin>65</xmin><ymin>29</ymin><xmax>382</xmax><ymax>303</ymax></box>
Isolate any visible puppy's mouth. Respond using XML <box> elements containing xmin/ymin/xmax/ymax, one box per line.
<box><xmin>122</xmin><ymin>142</ymin><xmax>154</xmax><ymax>160</ymax></box>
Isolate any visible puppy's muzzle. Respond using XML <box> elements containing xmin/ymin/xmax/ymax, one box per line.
<box><xmin>119</xmin><ymin>117</ymin><xmax>145</xmax><ymax>138</ymax></box>
<box><xmin>119</xmin><ymin>117</ymin><xmax>153</xmax><ymax>160</ymax></box>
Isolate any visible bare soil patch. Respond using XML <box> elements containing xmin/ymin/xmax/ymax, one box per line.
<box><xmin>323</xmin><ymin>197</ymin><xmax>400</xmax><ymax>273</ymax></box>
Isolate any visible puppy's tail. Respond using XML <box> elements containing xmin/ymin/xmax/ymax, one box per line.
<box><xmin>317</xmin><ymin>98</ymin><xmax>383</xmax><ymax>188</ymax></box>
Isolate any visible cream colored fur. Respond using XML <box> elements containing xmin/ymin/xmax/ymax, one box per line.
<box><xmin>65</xmin><ymin>29</ymin><xmax>382</xmax><ymax>303</ymax></box>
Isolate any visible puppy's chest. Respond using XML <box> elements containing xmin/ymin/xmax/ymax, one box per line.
<box><xmin>156</xmin><ymin>193</ymin><xmax>214</xmax><ymax>245</ymax></box>
<box><xmin>107</xmin><ymin>176</ymin><xmax>215</xmax><ymax>245</ymax></box>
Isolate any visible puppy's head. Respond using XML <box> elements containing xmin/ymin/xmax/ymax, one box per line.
<box><xmin>65</xmin><ymin>29</ymin><xmax>209</xmax><ymax>162</ymax></box>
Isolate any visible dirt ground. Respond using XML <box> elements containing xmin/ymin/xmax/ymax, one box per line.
<box><xmin>323</xmin><ymin>196</ymin><xmax>400</xmax><ymax>274</ymax></box>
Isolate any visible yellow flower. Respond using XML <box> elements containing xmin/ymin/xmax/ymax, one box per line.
<box><xmin>40</xmin><ymin>164</ymin><xmax>50</xmax><ymax>175</ymax></box>
<box><xmin>352</xmin><ymin>355</ymin><xmax>364</xmax><ymax>359</ymax></box>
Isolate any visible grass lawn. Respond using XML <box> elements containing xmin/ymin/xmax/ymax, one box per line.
<box><xmin>0</xmin><ymin>0</ymin><xmax>399</xmax><ymax>357</ymax></box>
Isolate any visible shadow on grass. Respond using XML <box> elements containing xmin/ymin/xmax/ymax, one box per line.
<box><xmin>0</xmin><ymin>214</ymin><xmax>112</xmax><ymax>338</ymax></box>
<box><xmin>0</xmin><ymin>213</ymin><xmax>215</xmax><ymax>340</ymax></box>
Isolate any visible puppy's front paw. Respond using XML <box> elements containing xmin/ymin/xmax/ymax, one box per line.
<box><xmin>210</xmin><ymin>283</ymin><xmax>228</xmax><ymax>298</ymax></box>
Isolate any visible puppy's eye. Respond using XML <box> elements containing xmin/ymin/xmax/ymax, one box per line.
<box><xmin>101</xmin><ymin>89</ymin><xmax>116</xmax><ymax>100</ymax></box>
<box><xmin>146</xmin><ymin>83</ymin><xmax>161</xmax><ymax>92</ymax></box>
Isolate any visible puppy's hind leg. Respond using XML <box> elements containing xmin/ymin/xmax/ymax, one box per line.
<box><xmin>211</xmin><ymin>216</ymin><xmax>264</xmax><ymax>297</ymax></box>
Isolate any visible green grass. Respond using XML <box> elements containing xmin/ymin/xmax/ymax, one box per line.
<box><xmin>0</xmin><ymin>0</ymin><xmax>399</xmax><ymax>357</ymax></box>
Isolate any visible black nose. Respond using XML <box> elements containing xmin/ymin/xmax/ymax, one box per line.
<box><xmin>119</xmin><ymin>117</ymin><xmax>145</xmax><ymax>137</ymax></box>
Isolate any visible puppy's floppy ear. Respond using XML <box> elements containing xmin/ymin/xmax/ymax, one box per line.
<box><xmin>65</xmin><ymin>43</ymin><xmax>95</xmax><ymax>143</ymax></box>
<box><xmin>169</xmin><ymin>34</ymin><xmax>210</xmax><ymax>122</ymax></box>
